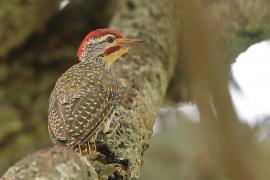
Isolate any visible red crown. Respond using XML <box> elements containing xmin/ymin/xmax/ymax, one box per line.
<box><xmin>77</xmin><ymin>28</ymin><xmax>122</xmax><ymax>59</ymax></box>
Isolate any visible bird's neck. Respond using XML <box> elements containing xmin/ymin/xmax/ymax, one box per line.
<box><xmin>81</xmin><ymin>54</ymin><xmax>109</xmax><ymax>69</ymax></box>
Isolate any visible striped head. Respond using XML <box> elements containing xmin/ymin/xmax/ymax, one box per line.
<box><xmin>77</xmin><ymin>28</ymin><xmax>143</xmax><ymax>67</ymax></box>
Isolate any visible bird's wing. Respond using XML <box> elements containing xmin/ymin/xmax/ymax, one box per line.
<box><xmin>72</xmin><ymin>71</ymin><xmax>120</xmax><ymax>145</ymax></box>
<box><xmin>66</xmin><ymin>83</ymin><xmax>115</xmax><ymax>144</ymax></box>
<box><xmin>48</xmin><ymin>62</ymin><xmax>118</xmax><ymax>145</ymax></box>
<box><xmin>48</xmin><ymin>92</ymin><xmax>71</xmax><ymax>141</ymax></box>
<box><xmin>101</xmin><ymin>71</ymin><xmax>121</xmax><ymax>104</ymax></box>
<box><xmin>48</xmin><ymin>65</ymin><xmax>83</xmax><ymax>142</ymax></box>
<box><xmin>78</xmin><ymin>102</ymin><xmax>115</xmax><ymax>145</ymax></box>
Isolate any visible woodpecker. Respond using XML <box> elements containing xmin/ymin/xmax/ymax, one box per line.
<box><xmin>48</xmin><ymin>28</ymin><xmax>142</xmax><ymax>155</ymax></box>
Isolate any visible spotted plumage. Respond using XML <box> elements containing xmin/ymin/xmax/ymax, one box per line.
<box><xmin>48</xmin><ymin>28</ymin><xmax>142</xmax><ymax>155</ymax></box>
<box><xmin>48</xmin><ymin>61</ymin><xmax>120</xmax><ymax>151</ymax></box>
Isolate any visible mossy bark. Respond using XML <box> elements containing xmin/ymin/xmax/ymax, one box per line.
<box><xmin>2</xmin><ymin>0</ymin><xmax>270</xmax><ymax>179</ymax></box>
<box><xmin>0</xmin><ymin>0</ymin><xmax>117</xmax><ymax>174</ymax></box>
<box><xmin>2</xmin><ymin>0</ymin><xmax>180</xmax><ymax>179</ymax></box>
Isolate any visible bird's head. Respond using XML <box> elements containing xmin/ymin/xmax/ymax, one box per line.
<box><xmin>77</xmin><ymin>28</ymin><xmax>143</xmax><ymax>66</ymax></box>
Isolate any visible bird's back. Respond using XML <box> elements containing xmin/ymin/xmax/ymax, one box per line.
<box><xmin>48</xmin><ymin>61</ymin><xmax>120</xmax><ymax>148</ymax></box>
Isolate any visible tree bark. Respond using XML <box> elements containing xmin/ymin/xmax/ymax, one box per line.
<box><xmin>0</xmin><ymin>0</ymin><xmax>117</xmax><ymax>173</ymax></box>
<box><xmin>2</xmin><ymin>0</ymin><xmax>270</xmax><ymax>179</ymax></box>
<box><xmin>2</xmin><ymin>0</ymin><xmax>180</xmax><ymax>179</ymax></box>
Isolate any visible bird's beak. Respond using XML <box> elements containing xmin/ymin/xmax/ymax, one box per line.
<box><xmin>117</xmin><ymin>37</ymin><xmax>144</xmax><ymax>48</ymax></box>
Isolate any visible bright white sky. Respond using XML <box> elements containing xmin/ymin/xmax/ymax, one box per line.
<box><xmin>230</xmin><ymin>40</ymin><xmax>270</xmax><ymax>126</ymax></box>
<box><xmin>176</xmin><ymin>40</ymin><xmax>270</xmax><ymax>127</ymax></box>
<box><xmin>59</xmin><ymin>0</ymin><xmax>70</xmax><ymax>9</ymax></box>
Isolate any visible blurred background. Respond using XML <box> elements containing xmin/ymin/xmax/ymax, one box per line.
<box><xmin>0</xmin><ymin>0</ymin><xmax>116</xmax><ymax>174</ymax></box>
<box><xmin>1</xmin><ymin>0</ymin><xmax>270</xmax><ymax>179</ymax></box>
<box><xmin>142</xmin><ymin>40</ymin><xmax>270</xmax><ymax>179</ymax></box>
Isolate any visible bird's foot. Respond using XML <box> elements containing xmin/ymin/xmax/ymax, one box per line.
<box><xmin>74</xmin><ymin>141</ymin><xmax>97</xmax><ymax>156</ymax></box>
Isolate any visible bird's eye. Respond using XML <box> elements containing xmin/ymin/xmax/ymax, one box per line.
<box><xmin>92</xmin><ymin>36</ymin><xmax>97</xmax><ymax>40</ymax></box>
<box><xmin>90</xmin><ymin>36</ymin><xmax>97</xmax><ymax>43</ymax></box>
<box><xmin>107</xmin><ymin>36</ymin><xmax>115</xmax><ymax>43</ymax></box>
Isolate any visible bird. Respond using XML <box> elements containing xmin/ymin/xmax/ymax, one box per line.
<box><xmin>48</xmin><ymin>28</ymin><xmax>143</xmax><ymax>155</ymax></box>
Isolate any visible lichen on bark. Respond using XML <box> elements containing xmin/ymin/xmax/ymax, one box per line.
<box><xmin>2</xmin><ymin>0</ymin><xmax>270</xmax><ymax>179</ymax></box>
<box><xmin>2</xmin><ymin>0</ymin><xmax>180</xmax><ymax>179</ymax></box>
<box><xmin>0</xmin><ymin>0</ymin><xmax>117</xmax><ymax>174</ymax></box>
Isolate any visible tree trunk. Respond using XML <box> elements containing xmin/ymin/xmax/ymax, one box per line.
<box><xmin>2</xmin><ymin>0</ymin><xmax>270</xmax><ymax>179</ymax></box>
<box><xmin>2</xmin><ymin>0</ymin><xmax>180</xmax><ymax>179</ymax></box>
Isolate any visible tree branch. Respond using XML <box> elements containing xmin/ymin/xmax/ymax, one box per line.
<box><xmin>166</xmin><ymin>0</ymin><xmax>270</xmax><ymax>104</ymax></box>
<box><xmin>4</xmin><ymin>0</ymin><xmax>270</xmax><ymax>179</ymax></box>
<box><xmin>2</xmin><ymin>0</ymin><xmax>180</xmax><ymax>179</ymax></box>
<box><xmin>0</xmin><ymin>0</ymin><xmax>117</xmax><ymax>173</ymax></box>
